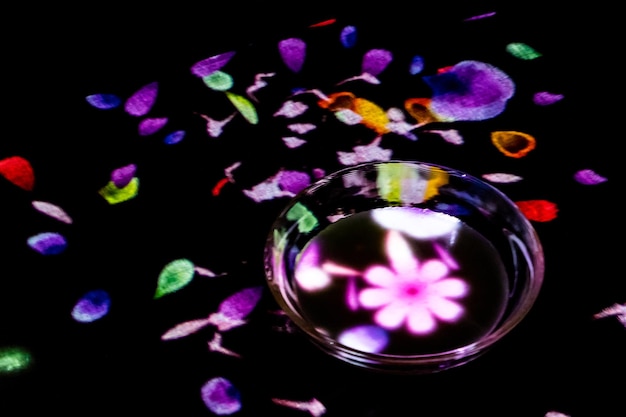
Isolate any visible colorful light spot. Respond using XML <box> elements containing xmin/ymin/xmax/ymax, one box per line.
<box><xmin>506</xmin><ymin>42</ymin><xmax>542</xmax><ymax>60</ymax></box>
<box><xmin>85</xmin><ymin>93</ymin><xmax>121</xmax><ymax>109</ymax></box>
<box><xmin>27</xmin><ymin>232</ymin><xmax>67</xmax><ymax>255</ymax></box>
<box><xmin>340</xmin><ymin>25</ymin><xmax>357</xmax><ymax>48</ymax></box>
<box><xmin>225</xmin><ymin>92</ymin><xmax>258</xmax><ymax>124</ymax></box>
<box><xmin>200</xmin><ymin>377</ymin><xmax>242</xmax><ymax>415</ymax></box>
<box><xmin>286</xmin><ymin>201</ymin><xmax>318</xmax><ymax>233</ymax></box>
<box><xmin>71</xmin><ymin>289</ymin><xmax>111</xmax><ymax>323</ymax></box>
<box><xmin>111</xmin><ymin>163</ymin><xmax>137</xmax><ymax>188</ymax></box>
<box><xmin>491</xmin><ymin>130</ymin><xmax>536</xmax><ymax>158</ymax></box>
<box><xmin>203</xmin><ymin>70</ymin><xmax>234</xmax><ymax>91</ymax></box>
<box><xmin>409</xmin><ymin>55</ymin><xmax>425</xmax><ymax>75</ymax></box>
<box><xmin>98</xmin><ymin>177</ymin><xmax>139</xmax><ymax>204</ymax></box>
<box><xmin>164</xmin><ymin>130</ymin><xmax>186</xmax><ymax>145</ymax></box>
<box><xmin>138</xmin><ymin>117</ymin><xmax>168</xmax><ymax>136</ymax></box>
<box><xmin>190</xmin><ymin>51</ymin><xmax>236</xmax><ymax>78</ymax></box>
<box><xmin>573</xmin><ymin>169</ymin><xmax>607</xmax><ymax>185</ymax></box>
<box><xmin>0</xmin><ymin>347</ymin><xmax>32</xmax><ymax>374</ymax></box>
<box><xmin>32</xmin><ymin>200</ymin><xmax>73</xmax><ymax>224</ymax></box>
<box><xmin>338</xmin><ymin>325</ymin><xmax>389</xmax><ymax>353</ymax></box>
<box><xmin>361</xmin><ymin>49</ymin><xmax>393</xmax><ymax>77</ymax></box>
<box><xmin>533</xmin><ymin>91</ymin><xmax>564</xmax><ymax>106</ymax></box>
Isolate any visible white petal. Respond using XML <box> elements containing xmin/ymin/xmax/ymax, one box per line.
<box><xmin>385</xmin><ymin>230</ymin><xmax>419</xmax><ymax>277</ymax></box>
<box><xmin>359</xmin><ymin>288</ymin><xmax>395</xmax><ymax>308</ymax></box>
<box><xmin>374</xmin><ymin>301</ymin><xmax>410</xmax><ymax>329</ymax></box>
<box><xmin>427</xmin><ymin>297</ymin><xmax>464</xmax><ymax>321</ymax></box>
<box><xmin>429</xmin><ymin>278</ymin><xmax>468</xmax><ymax>297</ymax></box>
<box><xmin>363</xmin><ymin>265</ymin><xmax>396</xmax><ymax>286</ymax></box>
<box><xmin>406</xmin><ymin>305</ymin><xmax>436</xmax><ymax>334</ymax></box>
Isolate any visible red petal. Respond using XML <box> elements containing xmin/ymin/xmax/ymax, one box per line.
<box><xmin>0</xmin><ymin>156</ymin><xmax>35</xmax><ymax>191</ymax></box>
<box><xmin>515</xmin><ymin>200</ymin><xmax>558</xmax><ymax>222</ymax></box>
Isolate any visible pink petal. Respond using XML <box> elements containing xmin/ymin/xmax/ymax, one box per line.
<box><xmin>375</xmin><ymin>301</ymin><xmax>410</xmax><ymax>329</ymax></box>
<box><xmin>406</xmin><ymin>305</ymin><xmax>436</xmax><ymax>334</ymax></box>
<box><xmin>429</xmin><ymin>278</ymin><xmax>468</xmax><ymax>298</ymax></box>
<box><xmin>217</xmin><ymin>286</ymin><xmax>263</xmax><ymax>320</ymax></box>
<box><xmin>419</xmin><ymin>259</ymin><xmax>449</xmax><ymax>282</ymax></box>
<box><xmin>385</xmin><ymin>230</ymin><xmax>419</xmax><ymax>277</ymax></box>
<box><xmin>359</xmin><ymin>287</ymin><xmax>395</xmax><ymax>308</ymax></box>
<box><xmin>363</xmin><ymin>265</ymin><xmax>396</xmax><ymax>286</ymax></box>
<box><xmin>427</xmin><ymin>297</ymin><xmax>464</xmax><ymax>321</ymax></box>
<box><xmin>124</xmin><ymin>82</ymin><xmax>158</xmax><ymax>116</ymax></box>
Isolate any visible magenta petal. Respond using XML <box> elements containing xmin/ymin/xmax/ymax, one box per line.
<box><xmin>201</xmin><ymin>377</ymin><xmax>242</xmax><ymax>415</ymax></box>
<box><xmin>85</xmin><ymin>93</ymin><xmax>121</xmax><ymax>109</ymax></box>
<box><xmin>362</xmin><ymin>49</ymin><xmax>393</xmax><ymax>76</ymax></box>
<box><xmin>278</xmin><ymin>38</ymin><xmax>306</xmax><ymax>73</ymax></box>
<box><xmin>573</xmin><ymin>169</ymin><xmax>608</xmax><ymax>185</ymax></box>
<box><xmin>278</xmin><ymin>170</ymin><xmax>311</xmax><ymax>194</ymax></box>
<box><xmin>218</xmin><ymin>286</ymin><xmax>263</xmax><ymax>320</ymax></box>
<box><xmin>124</xmin><ymin>82</ymin><xmax>159</xmax><ymax>116</ymax></box>
<box><xmin>111</xmin><ymin>164</ymin><xmax>137</xmax><ymax>188</ymax></box>
<box><xmin>190</xmin><ymin>51</ymin><xmax>236</xmax><ymax>77</ymax></box>
<box><xmin>138</xmin><ymin>117</ymin><xmax>168</xmax><ymax>136</ymax></box>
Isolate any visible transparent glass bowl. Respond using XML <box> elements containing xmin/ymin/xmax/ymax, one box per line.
<box><xmin>264</xmin><ymin>160</ymin><xmax>544</xmax><ymax>373</ymax></box>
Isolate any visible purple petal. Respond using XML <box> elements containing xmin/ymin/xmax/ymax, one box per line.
<box><xmin>138</xmin><ymin>117</ymin><xmax>168</xmax><ymax>136</ymax></box>
<box><xmin>85</xmin><ymin>93</ymin><xmax>121</xmax><ymax>109</ymax></box>
<box><xmin>362</xmin><ymin>49</ymin><xmax>393</xmax><ymax>76</ymax></box>
<box><xmin>340</xmin><ymin>25</ymin><xmax>357</xmax><ymax>48</ymax></box>
<box><xmin>409</xmin><ymin>55</ymin><xmax>425</xmax><ymax>75</ymax></box>
<box><xmin>218</xmin><ymin>286</ymin><xmax>263</xmax><ymax>320</ymax></box>
<box><xmin>190</xmin><ymin>51</ymin><xmax>236</xmax><ymax>78</ymax></box>
<box><xmin>71</xmin><ymin>289</ymin><xmax>111</xmax><ymax>323</ymax></box>
<box><xmin>278</xmin><ymin>170</ymin><xmax>311</xmax><ymax>194</ymax></box>
<box><xmin>201</xmin><ymin>377</ymin><xmax>242</xmax><ymax>415</ymax></box>
<box><xmin>533</xmin><ymin>91</ymin><xmax>564</xmax><ymax>106</ymax></box>
<box><xmin>27</xmin><ymin>232</ymin><xmax>67</xmax><ymax>255</ymax></box>
<box><xmin>278</xmin><ymin>38</ymin><xmax>306</xmax><ymax>73</ymax></box>
<box><xmin>124</xmin><ymin>82</ymin><xmax>158</xmax><ymax>116</ymax></box>
<box><xmin>111</xmin><ymin>163</ymin><xmax>137</xmax><ymax>188</ymax></box>
<box><xmin>573</xmin><ymin>168</ymin><xmax>608</xmax><ymax>185</ymax></box>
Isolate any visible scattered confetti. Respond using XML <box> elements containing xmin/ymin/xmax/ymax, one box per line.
<box><xmin>138</xmin><ymin>117</ymin><xmax>168</xmax><ymax>136</ymax></box>
<box><xmin>225</xmin><ymin>92</ymin><xmax>258</xmax><ymax>124</ymax></box>
<box><xmin>573</xmin><ymin>168</ymin><xmax>607</xmax><ymax>185</ymax></box>
<box><xmin>71</xmin><ymin>289</ymin><xmax>111</xmax><ymax>323</ymax></box>
<box><xmin>286</xmin><ymin>201</ymin><xmax>319</xmax><ymax>233</ymax></box>
<box><xmin>201</xmin><ymin>377</ymin><xmax>242</xmax><ymax>415</ymax></box>
<box><xmin>111</xmin><ymin>164</ymin><xmax>137</xmax><ymax>188</ymax></box>
<box><xmin>124</xmin><ymin>81</ymin><xmax>158</xmax><ymax>116</ymax></box>
<box><xmin>271</xmin><ymin>397</ymin><xmax>327</xmax><ymax>416</ymax></box>
<box><xmin>207</xmin><ymin>332</ymin><xmax>241</xmax><ymax>358</ymax></box>
<box><xmin>515</xmin><ymin>199</ymin><xmax>558</xmax><ymax>222</ymax></box>
<box><xmin>274</xmin><ymin>100</ymin><xmax>308</xmax><ymax>118</ymax></box>
<box><xmin>361</xmin><ymin>48</ymin><xmax>393</xmax><ymax>77</ymax></box>
<box><xmin>206</xmin><ymin>286</ymin><xmax>263</xmax><ymax>331</ymax></box>
<box><xmin>593</xmin><ymin>302</ymin><xmax>626</xmax><ymax>327</ymax></box>
<box><xmin>161</xmin><ymin>317</ymin><xmax>213</xmax><ymax>340</ymax></box>
<box><xmin>32</xmin><ymin>200</ymin><xmax>73</xmax><ymax>224</ymax></box>
<box><xmin>337</xmin><ymin>136</ymin><xmax>393</xmax><ymax>166</ymax></box>
<box><xmin>196</xmin><ymin>112</ymin><xmax>236</xmax><ymax>137</ymax></box>
<box><xmin>409</xmin><ymin>54</ymin><xmax>425</xmax><ymax>75</ymax></box>
<box><xmin>203</xmin><ymin>70</ymin><xmax>234</xmax><ymax>91</ymax></box>
<box><xmin>533</xmin><ymin>91</ymin><xmax>564</xmax><ymax>105</ymax></box>
<box><xmin>282</xmin><ymin>136</ymin><xmax>307</xmax><ymax>148</ymax></box>
<box><xmin>164</xmin><ymin>130</ymin><xmax>186</xmax><ymax>145</ymax></box>
<box><xmin>0</xmin><ymin>347</ymin><xmax>32</xmax><ymax>374</ymax></box>
<box><xmin>27</xmin><ymin>232</ymin><xmax>67</xmax><ymax>255</ymax></box>
<box><xmin>340</xmin><ymin>25</ymin><xmax>357</xmax><ymax>48</ymax></box>
<box><xmin>545</xmin><ymin>412</ymin><xmax>571</xmax><ymax>417</ymax></box>
<box><xmin>463</xmin><ymin>11</ymin><xmax>496</xmax><ymax>21</ymax></box>
<box><xmin>246</xmin><ymin>72</ymin><xmax>276</xmax><ymax>102</ymax></box>
<box><xmin>309</xmin><ymin>18</ymin><xmax>336</xmax><ymax>28</ymax></box>
<box><xmin>0</xmin><ymin>156</ymin><xmax>35</xmax><ymax>191</ymax></box>
<box><xmin>154</xmin><ymin>258</ymin><xmax>196</xmax><ymax>299</ymax></box>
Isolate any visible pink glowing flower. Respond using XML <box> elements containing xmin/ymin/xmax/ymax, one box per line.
<box><xmin>358</xmin><ymin>230</ymin><xmax>468</xmax><ymax>334</ymax></box>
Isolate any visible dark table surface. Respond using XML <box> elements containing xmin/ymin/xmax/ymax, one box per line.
<box><xmin>2</xmin><ymin>2</ymin><xmax>624</xmax><ymax>416</ymax></box>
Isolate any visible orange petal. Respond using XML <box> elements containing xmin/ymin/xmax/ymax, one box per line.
<box><xmin>491</xmin><ymin>131</ymin><xmax>536</xmax><ymax>158</ymax></box>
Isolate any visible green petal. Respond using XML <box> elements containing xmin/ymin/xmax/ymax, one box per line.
<box><xmin>155</xmin><ymin>258</ymin><xmax>195</xmax><ymax>299</ymax></box>
<box><xmin>98</xmin><ymin>177</ymin><xmax>139</xmax><ymax>204</ymax></box>
<box><xmin>225</xmin><ymin>92</ymin><xmax>258</xmax><ymax>124</ymax></box>
<box><xmin>505</xmin><ymin>42</ymin><xmax>542</xmax><ymax>60</ymax></box>
<box><xmin>202</xmin><ymin>70</ymin><xmax>234</xmax><ymax>91</ymax></box>
<box><xmin>286</xmin><ymin>202</ymin><xmax>318</xmax><ymax>233</ymax></box>
<box><xmin>0</xmin><ymin>347</ymin><xmax>32</xmax><ymax>374</ymax></box>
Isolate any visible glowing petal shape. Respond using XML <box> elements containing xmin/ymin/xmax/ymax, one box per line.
<box><xmin>338</xmin><ymin>325</ymin><xmax>388</xmax><ymax>353</ymax></box>
<box><xmin>111</xmin><ymin>163</ymin><xmax>137</xmax><ymax>188</ymax></box>
<box><xmin>481</xmin><ymin>172</ymin><xmax>523</xmax><ymax>183</ymax></box>
<box><xmin>533</xmin><ymin>91</ymin><xmax>564</xmax><ymax>106</ymax></box>
<box><xmin>409</xmin><ymin>55</ymin><xmax>425</xmax><ymax>75</ymax></box>
<box><xmin>0</xmin><ymin>156</ymin><xmax>35</xmax><ymax>191</ymax></box>
<box><xmin>340</xmin><ymin>25</ymin><xmax>357</xmax><ymax>48</ymax></box>
<box><xmin>362</xmin><ymin>49</ymin><xmax>392</xmax><ymax>76</ymax></box>
<box><xmin>85</xmin><ymin>93</ymin><xmax>121</xmax><ymax>109</ymax></box>
<box><xmin>428</xmin><ymin>129</ymin><xmax>464</xmax><ymax>145</ymax></box>
<box><xmin>274</xmin><ymin>100</ymin><xmax>308</xmax><ymax>118</ymax></box>
<box><xmin>282</xmin><ymin>136</ymin><xmax>307</xmax><ymax>148</ymax></box>
<box><xmin>32</xmin><ymin>201</ymin><xmax>73</xmax><ymax>224</ymax></box>
<box><xmin>515</xmin><ymin>200</ymin><xmax>558</xmax><ymax>222</ymax></box>
<box><xmin>506</xmin><ymin>42</ymin><xmax>542</xmax><ymax>60</ymax></box>
<box><xmin>161</xmin><ymin>317</ymin><xmax>212</xmax><ymax>340</ymax></box>
<box><xmin>337</xmin><ymin>136</ymin><xmax>392</xmax><ymax>166</ymax></box>
<box><xmin>278</xmin><ymin>170</ymin><xmax>310</xmax><ymax>194</ymax></box>
<box><xmin>271</xmin><ymin>398</ymin><xmax>326</xmax><ymax>417</ymax></box>
<box><xmin>225</xmin><ymin>92</ymin><xmax>258</xmax><ymax>124</ymax></box>
<box><xmin>287</xmin><ymin>201</ymin><xmax>319</xmax><ymax>233</ymax></box>
<box><xmin>203</xmin><ymin>70</ymin><xmax>234</xmax><ymax>91</ymax></box>
<box><xmin>138</xmin><ymin>117</ymin><xmax>168</xmax><ymax>136</ymax></box>
<box><xmin>0</xmin><ymin>347</ymin><xmax>32</xmax><ymax>374</ymax></box>
<box><xmin>124</xmin><ymin>81</ymin><xmax>158</xmax><ymax>116</ymax></box>
<box><xmin>372</xmin><ymin>207</ymin><xmax>459</xmax><ymax>239</ymax></box>
<box><xmin>491</xmin><ymin>130</ymin><xmax>536</xmax><ymax>158</ymax></box>
<box><xmin>201</xmin><ymin>377</ymin><xmax>242</xmax><ymax>415</ymax></box>
<box><xmin>464</xmin><ymin>11</ymin><xmax>496</xmax><ymax>21</ymax></box>
<box><xmin>287</xmin><ymin>123</ymin><xmax>316</xmax><ymax>134</ymax></box>
<box><xmin>98</xmin><ymin>177</ymin><xmax>139</xmax><ymax>204</ymax></box>
<box><xmin>191</xmin><ymin>51</ymin><xmax>236</xmax><ymax>77</ymax></box>
<box><xmin>154</xmin><ymin>258</ymin><xmax>195</xmax><ymax>299</ymax></box>
<box><xmin>164</xmin><ymin>130</ymin><xmax>186</xmax><ymax>145</ymax></box>
<box><xmin>71</xmin><ymin>289</ymin><xmax>111</xmax><ymax>323</ymax></box>
<box><xmin>573</xmin><ymin>169</ymin><xmax>607</xmax><ymax>185</ymax></box>
<box><xmin>216</xmin><ymin>286</ymin><xmax>263</xmax><ymax>322</ymax></box>
<box><xmin>27</xmin><ymin>232</ymin><xmax>67</xmax><ymax>255</ymax></box>
<box><xmin>278</xmin><ymin>37</ymin><xmax>306</xmax><ymax>73</ymax></box>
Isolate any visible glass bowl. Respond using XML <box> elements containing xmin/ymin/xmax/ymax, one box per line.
<box><xmin>263</xmin><ymin>160</ymin><xmax>544</xmax><ymax>374</ymax></box>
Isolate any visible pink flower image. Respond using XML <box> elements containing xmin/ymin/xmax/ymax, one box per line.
<box><xmin>358</xmin><ymin>230</ymin><xmax>468</xmax><ymax>334</ymax></box>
